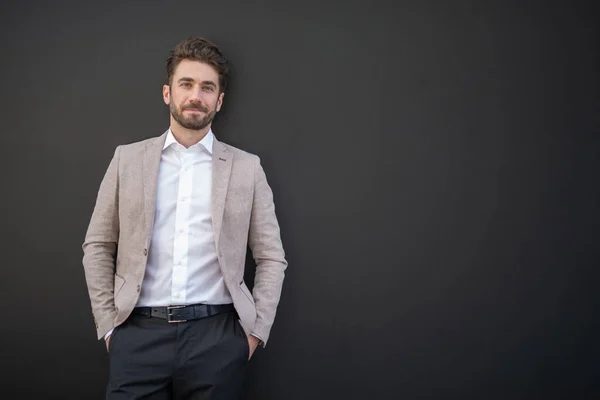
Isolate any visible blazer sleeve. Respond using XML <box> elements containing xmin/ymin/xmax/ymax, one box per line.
<box><xmin>82</xmin><ymin>146</ymin><xmax>121</xmax><ymax>340</ymax></box>
<box><xmin>247</xmin><ymin>155</ymin><xmax>288</xmax><ymax>346</ymax></box>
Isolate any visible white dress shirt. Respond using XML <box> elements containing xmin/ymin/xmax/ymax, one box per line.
<box><xmin>137</xmin><ymin>128</ymin><xmax>232</xmax><ymax>307</ymax></box>
<box><xmin>105</xmin><ymin>128</ymin><xmax>232</xmax><ymax>340</ymax></box>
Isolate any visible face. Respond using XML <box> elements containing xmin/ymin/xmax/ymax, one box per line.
<box><xmin>163</xmin><ymin>59</ymin><xmax>224</xmax><ymax>131</ymax></box>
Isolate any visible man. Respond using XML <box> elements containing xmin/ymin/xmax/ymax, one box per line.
<box><xmin>82</xmin><ymin>37</ymin><xmax>287</xmax><ymax>399</ymax></box>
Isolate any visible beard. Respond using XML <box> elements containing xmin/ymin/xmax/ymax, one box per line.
<box><xmin>170</xmin><ymin>101</ymin><xmax>217</xmax><ymax>130</ymax></box>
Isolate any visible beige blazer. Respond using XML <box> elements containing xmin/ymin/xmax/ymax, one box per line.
<box><xmin>82</xmin><ymin>131</ymin><xmax>287</xmax><ymax>345</ymax></box>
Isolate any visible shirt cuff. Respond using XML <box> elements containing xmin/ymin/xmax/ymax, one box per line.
<box><xmin>251</xmin><ymin>333</ymin><xmax>264</xmax><ymax>347</ymax></box>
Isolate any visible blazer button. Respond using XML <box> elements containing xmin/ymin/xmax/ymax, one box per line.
<box><xmin>143</xmin><ymin>248</ymin><xmax>148</xmax><ymax>256</ymax></box>
<box><xmin>137</xmin><ymin>285</ymin><xmax>141</xmax><ymax>292</ymax></box>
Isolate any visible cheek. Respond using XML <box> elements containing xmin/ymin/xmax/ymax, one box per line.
<box><xmin>173</xmin><ymin>95</ymin><xmax>187</xmax><ymax>108</ymax></box>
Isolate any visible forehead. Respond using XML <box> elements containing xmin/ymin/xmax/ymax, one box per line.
<box><xmin>173</xmin><ymin>59</ymin><xmax>219</xmax><ymax>83</ymax></box>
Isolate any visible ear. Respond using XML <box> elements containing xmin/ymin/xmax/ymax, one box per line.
<box><xmin>162</xmin><ymin>85</ymin><xmax>170</xmax><ymax>105</ymax></box>
<box><xmin>216</xmin><ymin>92</ymin><xmax>225</xmax><ymax>112</ymax></box>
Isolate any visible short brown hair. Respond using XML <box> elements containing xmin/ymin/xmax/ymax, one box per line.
<box><xmin>165</xmin><ymin>37</ymin><xmax>230</xmax><ymax>92</ymax></box>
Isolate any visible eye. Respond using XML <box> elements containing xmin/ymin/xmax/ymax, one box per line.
<box><xmin>181</xmin><ymin>83</ymin><xmax>192</xmax><ymax>88</ymax></box>
<box><xmin>203</xmin><ymin>86</ymin><xmax>214</xmax><ymax>92</ymax></box>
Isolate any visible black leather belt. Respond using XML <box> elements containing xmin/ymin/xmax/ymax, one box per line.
<box><xmin>133</xmin><ymin>304</ymin><xmax>235</xmax><ymax>323</ymax></box>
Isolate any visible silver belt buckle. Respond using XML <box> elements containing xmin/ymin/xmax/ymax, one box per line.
<box><xmin>167</xmin><ymin>305</ymin><xmax>186</xmax><ymax>323</ymax></box>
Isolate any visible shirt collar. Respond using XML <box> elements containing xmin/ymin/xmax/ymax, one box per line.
<box><xmin>163</xmin><ymin>128</ymin><xmax>214</xmax><ymax>154</ymax></box>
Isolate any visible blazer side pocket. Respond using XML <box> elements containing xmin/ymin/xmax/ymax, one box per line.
<box><xmin>114</xmin><ymin>274</ymin><xmax>126</xmax><ymax>297</ymax></box>
<box><xmin>240</xmin><ymin>282</ymin><xmax>255</xmax><ymax>306</ymax></box>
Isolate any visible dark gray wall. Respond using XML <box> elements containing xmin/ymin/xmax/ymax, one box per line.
<box><xmin>1</xmin><ymin>0</ymin><xmax>598</xmax><ymax>398</ymax></box>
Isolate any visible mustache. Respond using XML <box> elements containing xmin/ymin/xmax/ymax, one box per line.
<box><xmin>182</xmin><ymin>104</ymin><xmax>209</xmax><ymax>112</ymax></box>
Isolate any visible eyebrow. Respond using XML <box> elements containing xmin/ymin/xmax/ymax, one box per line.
<box><xmin>177</xmin><ymin>77</ymin><xmax>217</xmax><ymax>87</ymax></box>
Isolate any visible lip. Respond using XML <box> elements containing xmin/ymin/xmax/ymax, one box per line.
<box><xmin>184</xmin><ymin>109</ymin><xmax>204</xmax><ymax>113</ymax></box>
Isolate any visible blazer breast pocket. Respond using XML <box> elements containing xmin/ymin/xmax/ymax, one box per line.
<box><xmin>225</xmin><ymin>192</ymin><xmax>253</xmax><ymax>218</ymax></box>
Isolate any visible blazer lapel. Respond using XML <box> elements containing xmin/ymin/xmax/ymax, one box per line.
<box><xmin>142</xmin><ymin>131</ymin><xmax>168</xmax><ymax>237</ymax></box>
<box><xmin>211</xmin><ymin>137</ymin><xmax>233</xmax><ymax>249</ymax></box>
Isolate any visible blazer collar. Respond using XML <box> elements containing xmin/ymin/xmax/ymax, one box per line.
<box><xmin>211</xmin><ymin>135</ymin><xmax>233</xmax><ymax>248</ymax></box>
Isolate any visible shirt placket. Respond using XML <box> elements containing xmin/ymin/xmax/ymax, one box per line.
<box><xmin>171</xmin><ymin>149</ymin><xmax>192</xmax><ymax>305</ymax></box>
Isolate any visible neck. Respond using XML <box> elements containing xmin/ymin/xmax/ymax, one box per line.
<box><xmin>170</xmin><ymin>120</ymin><xmax>211</xmax><ymax>148</ymax></box>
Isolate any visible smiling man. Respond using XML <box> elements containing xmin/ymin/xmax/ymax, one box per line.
<box><xmin>82</xmin><ymin>37</ymin><xmax>287</xmax><ymax>399</ymax></box>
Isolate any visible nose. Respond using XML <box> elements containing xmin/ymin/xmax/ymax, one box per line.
<box><xmin>188</xmin><ymin>85</ymin><xmax>206</xmax><ymax>102</ymax></box>
<box><xmin>188</xmin><ymin>89</ymin><xmax>203</xmax><ymax>103</ymax></box>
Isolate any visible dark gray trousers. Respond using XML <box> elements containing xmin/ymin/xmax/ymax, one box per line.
<box><xmin>106</xmin><ymin>310</ymin><xmax>249</xmax><ymax>400</ymax></box>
